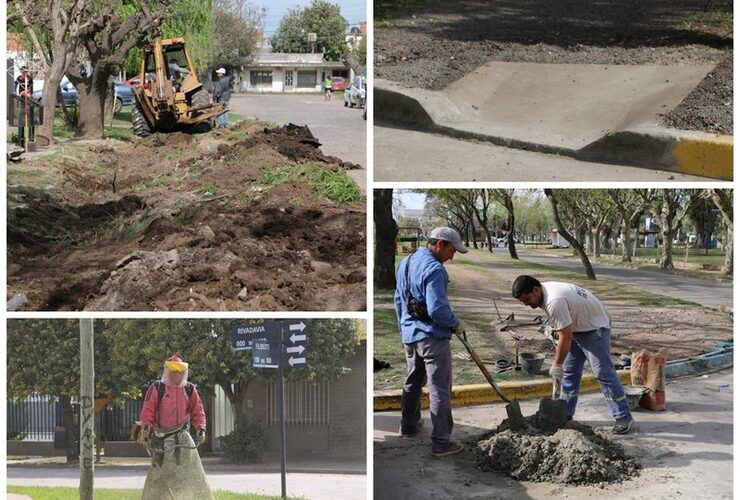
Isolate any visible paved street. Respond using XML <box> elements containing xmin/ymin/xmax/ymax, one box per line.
<box><xmin>374</xmin><ymin>126</ymin><xmax>710</xmax><ymax>182</ymax></box>
<box><xmin>487</xmin><ymin>247</ymin><xmax>733</xmax><ymax>309</ymax></box>
<box><xmin>7</xmin><ymin>468</ymin><xmax>366</xmax><ymax>500</ymax></box>
<box><xmin>229</xmin><ymin>93</ymin><xmax>366</xmax><ymax>191</ymax></box>
<box><xmin>375</xmin><ymin>370</ymin><xmax>733</xmax><ymax>500</ymax></box>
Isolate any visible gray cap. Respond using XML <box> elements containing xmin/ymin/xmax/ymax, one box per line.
<box><xmin>429</xmin><ymin>227</ymin><xmax>468</xmax><ymax>253</ymax></box>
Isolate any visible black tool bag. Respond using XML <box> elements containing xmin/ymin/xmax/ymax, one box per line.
<box><xmin>405</xmin><ymin>253</ymin><xmax>432</xmax><ymax>322</ymax></box>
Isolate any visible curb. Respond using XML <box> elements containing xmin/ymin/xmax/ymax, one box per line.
<box><xmin>374</xmin><ymin>371</ymin><xmax>632</xmax><ymax>412</ymax></box>
<box><xmin>375</xmin><ymin>79</ymin><xmax>733</xmax><ymax>180</ymax></box>
<box><xmin>374</xmin><ymin>348</ymin><xmax>733</xmax><ymax>411</ymax></box>
<box><xmin>6</xmin><ymin>462</ymin><xmax>366</xmax><ymax>475</ymax></box>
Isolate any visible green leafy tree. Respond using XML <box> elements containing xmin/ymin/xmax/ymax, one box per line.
<box><xmin>7</xmin><ymin>320</ymin><xmax>119</xmax><ymax>463</ymax></box>
<box><xmin>105</xmin><ymin>319</ymin><xmax>360</xmax><ymax>427</ymax></box>
<box><xmin>708</xmin><ymin>189</ymin><xmax>732</xmax><ymax>275</ymax></box>
<box><xmin>210</xmin><ymin>0</ymin><xmax>265</xmax><ymax>69</ymax></box>
<box><xmin>270</xmin><ymin>0</ymin><xmax>349</xmax><ymax>61</ymax></box>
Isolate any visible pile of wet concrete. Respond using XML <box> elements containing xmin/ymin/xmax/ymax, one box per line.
<box><xmin>475</xmin><ymin>412</ymin><xmax>640</xmax><ymax>485</ymax></box>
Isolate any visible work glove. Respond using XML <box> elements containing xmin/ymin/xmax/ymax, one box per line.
<box><xmin>195</xmin><ymin>428</ymin><xmax>206</xmax><ymax>446</ymax></box>
<box><xmin>453</xmin><ymin>319</ymin><xmax>466</xmax><ymax>334</ymax></box>
<box><xmin>549</xmin><ymin>363</ymin><xmax>564</xmax><ymax>383</ymax></box>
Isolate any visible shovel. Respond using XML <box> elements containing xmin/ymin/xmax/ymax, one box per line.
<box><xmin>537</xmin><ymin>378</ymin><xmax>569</xmax><ymax>433</ymax></box>
<box><xmin>454</xmin><ymin>330</ymin><xmax>526</xmax><ymax>430</ymax></box>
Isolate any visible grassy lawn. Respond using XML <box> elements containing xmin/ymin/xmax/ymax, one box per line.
<box><xmin>8</xmin><ymin>486</ymin><xmax>302</xmax><ymax>500</ymax></box>
<box><xmin>522</xmin><ymin>244</ymin><xmax>730</xmax><ymax>281</ymax></box>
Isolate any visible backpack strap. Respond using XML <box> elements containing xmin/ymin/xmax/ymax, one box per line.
<box><xmin>153</xmin><ymin>381</ymin><xmax>195</xmax><ymax>424</ymax></box>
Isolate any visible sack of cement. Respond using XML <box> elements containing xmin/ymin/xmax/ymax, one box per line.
<box><xmin>141</xmin><ymin>428</ymin><xmax>214</xmax><ymax>500</ymax></box>
<box><xmin>630</xmin><ymin>349</ymin><xmax>666</xmax><ymax>411</ymax></box>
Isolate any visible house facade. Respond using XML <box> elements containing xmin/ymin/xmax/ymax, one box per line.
<box><xmin>243</xmin><ymin>53</ymin><xmax>348</xmax><ymax>93</ymax></box>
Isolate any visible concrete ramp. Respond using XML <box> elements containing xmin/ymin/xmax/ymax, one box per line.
<box><xmin>441</xmin><ymin>61</ymin><xmax>715</xmax><ymax>150</ymax></box>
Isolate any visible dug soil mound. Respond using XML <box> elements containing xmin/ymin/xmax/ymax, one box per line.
<box><xmin>475</xmin><ymin>412</ymin><xmax>640</xmax><ymax>485</ymax></box>
<box><xmin>7</xmin><ymin>121</ymin><xmax>365</xmax><ymax>311</ymax></box>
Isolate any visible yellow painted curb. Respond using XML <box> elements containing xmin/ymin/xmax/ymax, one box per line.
<box><xmin>374</xmin><ymin>370</ymin><xmax>632</xmax><ymax>411</ymax></box>
<box><xmin>672</xmin><ymin>135</ymin><xmax>732</xmax><ymax>180</ymax></box>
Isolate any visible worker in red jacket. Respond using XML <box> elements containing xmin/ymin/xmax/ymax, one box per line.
<box><xmin>140</xmin><ymin>355</ymin><xmax>213</xmax><ymax>500</ymax></box>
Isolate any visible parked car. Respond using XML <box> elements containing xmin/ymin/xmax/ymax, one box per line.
<box><xmin>331</xmin><ymin>76</ymin><xmax>347</xmax><ymax>92</ymax></box>
<box><xmin>344</xmin><ymin>76</ymin><xmax>365</xmax><ymax>108</ymax></box>
<box><xmin>32</xmin><ymin>77</ymin><xmax>134</xmax><ymax>112</ymax></box>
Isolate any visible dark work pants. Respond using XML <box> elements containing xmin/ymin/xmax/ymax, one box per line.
<box><xmin>401</xmin><ymin>337</ymin><xmax>453</xmax><ymax>451</ymax></box>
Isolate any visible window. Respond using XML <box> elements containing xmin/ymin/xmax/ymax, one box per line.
<box><xmin>267</xmin><ymin>380</ymin><xmax>329</xmax><ymax>426</ymax></box>
<box><xmin>250</xmin><ymin>70</ymin><xmax>273</xmax><ymax>87</ymax></box>
<box><xmin>296</xmin><ymin>71</ymin><xmax>317</xmax><ymax>88</ymax></box>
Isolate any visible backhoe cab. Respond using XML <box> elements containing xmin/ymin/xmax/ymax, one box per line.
<box><xmin>131</xmin><ymin>37</ymin><xmax>225</xmax><ymax>136</ymax></box>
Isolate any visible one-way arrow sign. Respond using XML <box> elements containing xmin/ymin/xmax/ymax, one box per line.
<box><xmin>289</xmin><ymin>321</ymin><xmax>306</xmax><ymax>332</ymax></box>
<box><xmin>288</xmin><ymin>356</ymin><xmax>306</xmax><ymax>367</ymax></box>
<box><xmin>286</xmin><ymin>345</ymin><xmax>305</xmax><ymax>355</ymax></box>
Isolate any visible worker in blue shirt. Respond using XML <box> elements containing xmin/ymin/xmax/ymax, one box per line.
<box><xmin>394</xmin><ymin>227</ymin><xmax>468</xmax><ymax>457</ymax></box>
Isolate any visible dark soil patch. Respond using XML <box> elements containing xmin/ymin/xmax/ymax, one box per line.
<box><xmin>376</xmin><ymin>0</ymin><xmax>732</xmax><ymax>133</ymax></box>
<box><xmin>661</xmin><ymin>55</ymin><xmax>733</xmax><ymax>134</ymax></box>
<box><xmin>7</xmin><ymin>121</ymin><xmax>365</xmax><ymax>311</ymax></box>
<box><xmin>475</xmin><ymin>412</ymin><xmax>640</xmax><ymax>485</ymax></box>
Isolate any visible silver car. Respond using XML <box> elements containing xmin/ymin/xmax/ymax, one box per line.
<box><xmin>344</xmin><ymin>76</ymin><xmax>365</xmax><ymax>109</ymax></box>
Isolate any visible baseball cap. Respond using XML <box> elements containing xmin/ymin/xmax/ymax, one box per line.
<box><xmin>429</xmin><ymin>227</ymin><xmax>468</xmax><ymax>253</ymax></box>
<box><xmin>216</xmin><ymin>67</ymin><xmax>226</xmax><ymax>74</ymax></box>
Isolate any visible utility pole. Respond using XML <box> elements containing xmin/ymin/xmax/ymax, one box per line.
<box><xmin>79</xmin><ymin>319</ymin><xmax>95</xmax><ymax>500</ymax></box>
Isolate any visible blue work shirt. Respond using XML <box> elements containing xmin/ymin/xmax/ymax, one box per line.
<box><xmin>394</xmin><ymin>247</ymin><xmax>460</xmax><ymax>344</ymax></box>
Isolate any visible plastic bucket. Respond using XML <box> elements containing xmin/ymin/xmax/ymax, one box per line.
<box><xmin>519</xmin><ymin>353</ymin><xmax>545</xmax><ymax>374</ymax></box>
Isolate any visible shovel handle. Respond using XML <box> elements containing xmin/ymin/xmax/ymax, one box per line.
<box><xmin>455</xmin><ymin>331</ymin><xmax>511</xmax><ymax>403</ymax></box>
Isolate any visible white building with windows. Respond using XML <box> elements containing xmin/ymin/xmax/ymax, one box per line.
<box><xmin>244</xmin><ymin>53</ymin><xmax>348</xmax><ymax>93</ymax></box>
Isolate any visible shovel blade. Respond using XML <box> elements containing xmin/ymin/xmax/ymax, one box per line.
<box><xmin>506</xmin><ymin>400</ymin><xmax>526</xmax><ymax>431</ymax></box>
<box><xmin>537</xmin><ymin>397</ymin><xmax>568</xmax><ymax>433</ymax></box>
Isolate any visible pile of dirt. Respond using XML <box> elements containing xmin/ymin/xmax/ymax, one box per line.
<box><xmin>376</xmin><ymin>0</ymin><xmax>732</xmax><ymax>134</ymax></box>
<box><xmin>7</xmin><ymin>121</ymin><xmax>366</xmax><ymax>311</ymax></box>
<box><xmin>475</xmin><ymin>413</ymin><xmax>640</xmax><ymax>485</ymax></box>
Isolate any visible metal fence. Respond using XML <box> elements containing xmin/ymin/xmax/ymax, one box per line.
<box><xmin>8</xmin><ymin>396</ymin><xmax>144</xmax><ymax>442</ymax></box>
<box><xmin>267</xmin><ymin>380</ymin><xmax>330</xmax><ymax>426</ymax></box>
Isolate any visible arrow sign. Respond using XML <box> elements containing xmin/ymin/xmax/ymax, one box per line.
<box><xmin>288</xmin><ymin>321</ymin><xmax>306</xmax><ymax>332</ymax></box>
<box><xmin>288</xmin><ymin>356</ymin><xmax>306</xmax><ymax>367</ymax></box>
<box><xmin>289</xmin><ymin>332</ymin><xmax>306</xmax><ymax>344</ymax></box>
<box><xmin>286</xmin><ymin>345</ymin><xmax>305</xmax><ymax>355</ymax></box>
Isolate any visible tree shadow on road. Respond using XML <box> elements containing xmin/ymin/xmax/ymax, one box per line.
<box><xmin>383</xmin><ymin>0</ymin><xmax>732</xmax><ymax>49</ymax></box>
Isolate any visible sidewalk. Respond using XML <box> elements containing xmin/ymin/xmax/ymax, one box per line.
<box><xmin>8</xmin><ymin>455</ymin><xmax>366</xmax><ymax>475</ymax></box>
<box><xmin>374</xmin><ymin>370</ymin><xmax>733</xmax><ymax>500</ymax></box>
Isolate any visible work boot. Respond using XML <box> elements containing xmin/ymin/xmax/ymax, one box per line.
<box><xmin>430</xmin><ymin>440</ymin><xmax>464</xmax><ymax>458</ymax></box>
<box><xmin>614</xmin><ymin>415</ymin><xmax>634</xmax><ymax>434</ymax></box>
<box><xmin>399</xmin><ymin>420</ymin><xmax>423</xmax><ymax>438</ymax></box>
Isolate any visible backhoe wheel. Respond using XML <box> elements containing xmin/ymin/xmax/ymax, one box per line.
<box><xmin>191</xmin><ymin>89</ymin><xmax>213</xmax><ymax>133</ymax></box>
<box><xmin>131</xmin><ymin>101</ymin><xmax>152</xmax><ymax>137</ymax></box>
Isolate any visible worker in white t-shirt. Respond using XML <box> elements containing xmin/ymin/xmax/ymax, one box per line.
<box><xmin>512</xmin><ymin>275</ymin><xmax>633</xmax><ymax>434</ymax></box>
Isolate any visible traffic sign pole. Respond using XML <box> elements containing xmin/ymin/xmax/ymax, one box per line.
<box><xmin>278</xmin><ymin>323</ymin><xmax>287</xmax><ymax>500</ymax></box>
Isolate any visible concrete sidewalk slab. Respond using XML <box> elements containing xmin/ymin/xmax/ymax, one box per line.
<box><xmin>374</xmin><ymin>370</ymin><xmax>733</xmax><ymax>499</ymax></box>
<box><xmin>375</xmin><ymin>61</ymin><xmax>733</xmax><ymax>179</ymax></box>
<box><xmin>443</xmin><ymin>62</ymin><xmax>713</xmax><ymax>150</ymax></box>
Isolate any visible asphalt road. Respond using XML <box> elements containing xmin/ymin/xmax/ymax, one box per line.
<box><xmin>7</xmin><ymin>468</ymin><xmax>367</xmax><ymax>500</ymax></box>
<box><xmin>374</xmin><ymin>126</ymin><xmax>711</xmax><ymax>182</ymax></box>
<box><xmin>487</xmin><ymin>247</ymin><xmax>732</xmax><ymax>309</ymax></box>
<box><xmin>375</xmin><ymin>370</ymin><xmax>733</xmax><ymax>500</ymax></box>
<box><xmin>229</xmin><ymin>93</ymin><xmax>367</xmax><ymax>191</ymax></box>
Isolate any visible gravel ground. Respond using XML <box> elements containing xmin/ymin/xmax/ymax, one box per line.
<box><xmin>376</xmin><ymin>0</ymin><xmax>733</xmax><ymax>133</ymax></box>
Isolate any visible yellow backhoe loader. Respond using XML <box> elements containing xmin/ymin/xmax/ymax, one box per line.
<box><xmin>131</xmin><ymin>37</ymin><xmax>225</xmax><ymax>136</ymax></box>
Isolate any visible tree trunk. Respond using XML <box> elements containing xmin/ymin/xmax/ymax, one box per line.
<box><xmin>75</xmin><ymin>76</ymin><xmax>108</xmax><ymax>139</ymax></box>
<box><xmin>38</xmin><ymin>67</ymin><xmax>67</xmax><ymax>146</ymax></box>
<box><xmin>723</xmin><ymin>225</ymin><xmax>733</xmax><ymax>275</ymax></box>
<box><xmin>545</xmin><ymin>190</ymin><xmax>596</xmax><ymax>279</ymax></box>
<box><xmin>621</xmin><ymin>219</ymin><xmax>632</xmax><ymax>262</ymax></box>
<box><xmin>374</xmin><ymin>189</ymin><xmax>398</xmax><ymax>289</ymax></box>
<box><xmin>59</xmin><ymin>395</ymin><xmax>77</xmax><ymax>464</ymax></box>
<box><xmin>506</xmin><ymin>211</ymin><xmax>518</xmax><ymax>259</ymax></box>
<box><xmin>660</xmin><ymin>226</ymin><xmax>674</xmax><ymax>269</ymax></box>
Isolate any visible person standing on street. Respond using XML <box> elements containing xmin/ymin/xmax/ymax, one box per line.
<box><xmin>139</xmin><ymin>355</ymin><xmax>213</xmax><ymax>500</ymax></box>
<box><xmin>512</xmin><ymin>275</ymin><xmax>634</xmax><ymax>434</ymax></box>
<box><xmin>394</xmin><ymin>227</ymin><xmax>469</xmax><ymax>457</ymax></box>
<box><xmin>15</xmin><ymin>66</ymin><xmax>33</xmax><ymax>97</ymax></box>
<box><xmin>213</xmin><ymin>67</ymin><xmax>231</xmax><ymax>128</ymax></box>
<box><xmin>324</xmin><ymin>75</ymin><xmax>332</xmax><ymax>101</ymax></box>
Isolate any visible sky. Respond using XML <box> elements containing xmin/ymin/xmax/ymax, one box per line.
<box><xmin>397</xmin><ymin>190</ymin><xmax>426</xmax><ymax>211</ymax></box>
<box><xmin>255</xmin><ymin>0</ymin><xmax>367</xmax><ymax>36</ymax></box>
